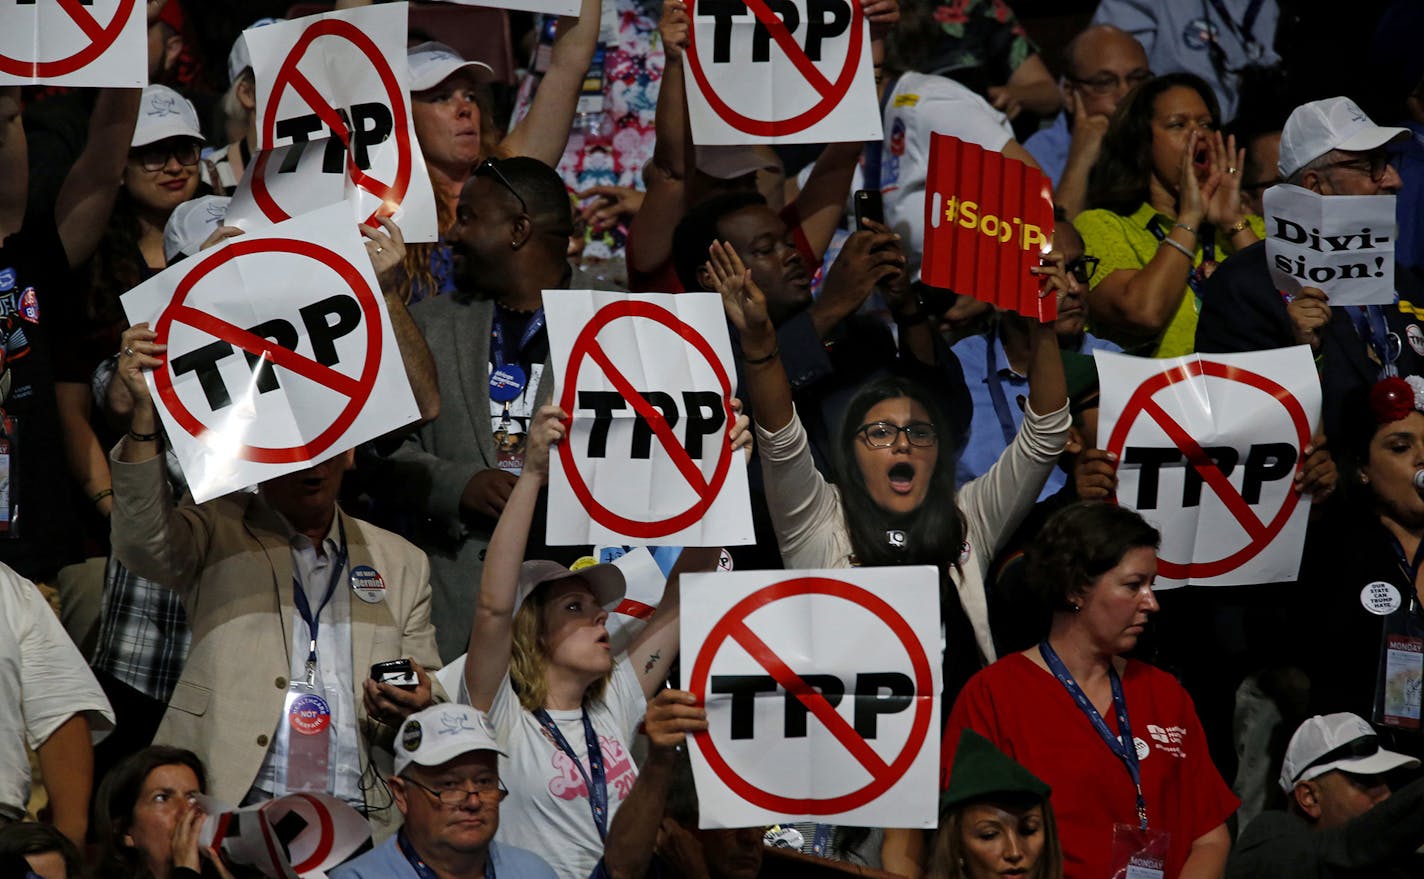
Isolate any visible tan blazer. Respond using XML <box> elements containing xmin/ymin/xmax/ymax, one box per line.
<box><xmin>109</xmin><ymin>452</ymin><xmax>442</xmax><ymax>836</ymax></box>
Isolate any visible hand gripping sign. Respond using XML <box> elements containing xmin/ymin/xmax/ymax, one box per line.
<box><xmin>225</xmin><ymin>3</ymin><xmax>438</xmax><ymax>243</ymax></box>
<box><xmin>1264</xmin><ymin>184</ymin><xmax>1396</xmax><ymax>307</ymax></box>
<box><xmin>682</xmin><ymin>567</ymin><xmax>942</xmax><ymax>829</ymax></box>
<box><xmin>1095</xmin><ymin>347</ymin><xmax>1322</xmax><ymax>588</ymax></box>
<box><xmin>120</xmin><ymin>203</ymin><xmax>420</xmax><ymax>503</ymax></box>
<box><xmin>683</xmin><ymin>0</ymin><xmax>882</xmax><ymax>144</ymax></box>
<box><xmin>922</xmin><ymin>134</ymin><xmax>1056</xmax><ymax>321</ymax></box>
<box><xmin>545</xmin><ymin>290</ymin><xmax>754</xmax><ymax>547</ymax></box>
<box><xmin>0</xmin><ymin>0</ymin><xmax>147</xmax><ymax>86</ymax></box>
<box><xmin>197</xmin><ymin>791</ymin><xmax>372</xmax><ymax>879</ymax></box>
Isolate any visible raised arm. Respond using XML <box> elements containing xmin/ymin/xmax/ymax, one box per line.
<box><xmin>790</xmin><ymin>141</ymin><xmax>862</xmax><ymax>262</ymax></box>
<box><xmin>363</xmin><ymin>217</ymin><xmax>440</xmax><ymax>426</ymax></box>
<box><xmin>707</xmin><ymin>240</ymin><xmax>792</xmax><ymax>430</ymax></box>
<box><xmin>55</xmin><ymin>88</ymin><xmax>141</xmax><ymax>268</ymax></box>
<box><xmin>463</xmin><ymin>405</ymin><xmax>566</xmax><ymax>711</ymax></box>
<box><xmin>627</xmin><ymin>0</ymin><xmax>691</xmax><ymax>275</ymax></box>
<box><xmin>500</xmin><ymin>0</ymin><xmax>602</xmax><ymax>167</ymax></box>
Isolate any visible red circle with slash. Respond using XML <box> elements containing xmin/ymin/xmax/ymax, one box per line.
<box><xmin>0</xmin><ymin>0</ymin><xmax>138</xmax><ymax>78</ymax></box>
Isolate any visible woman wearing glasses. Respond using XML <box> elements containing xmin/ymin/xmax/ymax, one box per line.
<box><xmin>1075</xmin><ymin>72</ymin><xmax>1262</xmax><ymax>359</ymax></box>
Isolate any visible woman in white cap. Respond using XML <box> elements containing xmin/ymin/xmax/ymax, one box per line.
<box><xmin>462</xmin><ymin>403</ymin><xmax>748</xmax><ymax>878</ymax></box>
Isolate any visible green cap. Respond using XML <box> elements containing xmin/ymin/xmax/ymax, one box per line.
<box><xmin>1061</xmin><ymin>351</ymin><xmax>1100</xmax><ymax>408</ymax></box>
<box><xmin>940</xmin><ymin>730</ymin><xmax>1051</xmax><ymax>813</ymax></box>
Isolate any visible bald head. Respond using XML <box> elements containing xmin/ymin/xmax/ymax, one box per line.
<box><xmin>1063</xmin><ymin>25</ymin><xmax>1150</xmax><ymax>118</ymax></box>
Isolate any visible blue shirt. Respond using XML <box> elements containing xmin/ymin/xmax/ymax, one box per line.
<box><xmin>951</xmin><ymin>329</ymin><xmax>1120</xmax><ymax>500</ymax></box>
<box><xmin>329</xmin><ymin>834</ymin><xmax>557</xmax><ymax>879</ymax></box>
<box><xmin>1023</xmin><ymin>112</ymin><xmax>1070</xmax><ymax>189</ymax></box>
<box><xmin>1395</xmin><ymin>121</ymin><xmax>1424</xmax><ymax>272</ymax></box>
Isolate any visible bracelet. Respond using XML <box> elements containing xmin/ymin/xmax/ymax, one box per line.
<box><xmin>90</xmin><ymin>488</ymin><xmax>113</xmax><ymax>505</ymax></box>
<box><xmin>127</xmin><ymin>429</ymin><xmax>161</xmax><ymax>443</ymax></box>
<box><xmin>1159</xmin><ymin>237</ymin><xmax>1195</xmax><ymax>260</ymax></box>
<box><xmin>1173</xmin><ymin>221</ymin><xmax>1197</xmax><ymax>236</ymax></box>
<box><xmin>743</xmin><ymin>346</ymin><xmax>780</xmax><ymax>366</ymax></box>
<box><xmin>1226</xmin><ymin>217</ymin><xmax>1251</xmax><ymax>236</ymax></box>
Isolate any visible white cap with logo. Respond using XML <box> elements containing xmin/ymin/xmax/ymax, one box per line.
<box><xmin>227</xmin><ymin>17</ymin><xmax>285</xmax><ymax>85</ymax></box>
<box><xmin>163</xmin><ymin>196</ymin><xmax>231</xmax><ymax>262</ymax></box>
<box><xmin>1277</xmin><ymin>96</ymin><xmax>1410</xmax><ymax>179</ymax></box>
<box><xmin>1279</xmin><ymin>712</ymin><xmax>1419</xmax><ymax>792</ymax></box>
<box><xmin>132</xmin><ymin>84</ymin><xmax>203</xmax><ymax>148</ymax></box>
<box><xmin>407</xmin><ymin>41</ymin><xmax>495</xmax><ymax>92</ymax></box>
<box><xmin>395</xmin><ymin>704</ymin><xmax>506</xmax><ymax>777</ymax></box>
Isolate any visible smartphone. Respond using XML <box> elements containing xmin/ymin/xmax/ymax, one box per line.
<box><xmin>853</xmin><ymin>189</ymin><xmax>883</xmax><ymax>231</ymax></box>
<box><xmin>370</xmin><ymin>658</ymin><xmax>418</xmax><ymax>691</ymax></box>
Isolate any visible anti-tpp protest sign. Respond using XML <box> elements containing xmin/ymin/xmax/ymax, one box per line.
<box><xmin>683</xmin><ymin>0</ymin><xmax>882</xmax><ymax>144</ymax></box>
<box><xmin>436</xmin><ymin>0</ymin><xmax>578</xmax><ymax>15</ymax></box>
<box><xmin>225</xmin><ymin>3</ymin><xmax>438</xmax><ymax>242</ymax></box>
<box><xmin>1264</xmin><ymin>184</ymin><xmax>1396</xmax><ymax>306</ymax></box>
<box><xmin>0</xmin><ymin>0</ymin><xmax>147</xmax><ymax>86</ymax></box>
<box><xmin>922</xmin><ymin>135</ymin><xmax>1056</xmax><ymax>322</ymax></box>
<box><xmin>1095</xmin><ymin>348</ymin><xmax>1322</xmax><ymax>589</ymax></box>
<box><xmin>682</xmin><ymin>567</ymin><xmax>941</xmax><ymax>829</ymax></box>
<box><xmin>197</xmin><ymin>791</ymin><xmax>371</xmax><ymax>879</ymax></box>
<box><xmin>120</xmin><ymin>204</ymin><xmax>420</xmax><ymax>503</ymax></box>
<box><xmin>545</xmin><ymin>291</ymin><xmax>754</xmax><ymax>547</ymax></box>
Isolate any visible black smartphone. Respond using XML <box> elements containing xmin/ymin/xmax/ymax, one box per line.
<box><xmin>370</xmin><ymin>658</ymin><xmax>418</xmax><ymax>691</ymax></box>
<box><xmin>853</xmin><ymin>189</ymin><xmax>883</xmax><ymax>231</ymax></box>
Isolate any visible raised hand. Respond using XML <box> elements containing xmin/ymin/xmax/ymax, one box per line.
<box><xmin>706</xmin><ymin>240</ymin><xmax>776</xmax><ymax>356</ymax></box>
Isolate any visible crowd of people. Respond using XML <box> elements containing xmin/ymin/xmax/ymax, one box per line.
<box><xmin>7</xmin><ymin>0</ymin><xmax>1424</xmax><ymax>877</ymax></box>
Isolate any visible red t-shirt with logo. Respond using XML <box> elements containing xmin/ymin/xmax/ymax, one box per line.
<box><xmin>942</xmin><ymin>654</ymin><xmax>1238</xmax><ymax>879</ymax></box>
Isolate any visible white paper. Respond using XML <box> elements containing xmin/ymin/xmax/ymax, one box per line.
<box><xmin>545</xmin><ymin>290</ymin><xmax>754</xmax><ymax>546</ymax></box>
<box><xmin>434</xmin><ymin>0</ymin><xmax>579</xmax><ymax>17</ymax></box>
<box><xmin>1263</xmin><ymin>184</ymin><xmax>1396</xmax><ymax>306</ymax></box>
<box><xmin>1095</xmin><ymin>348</ymin><xmax>1322</xmax><ymax>589</ymax></box>
<box><xmin>228</xmin><ymin>3</ymin><xmax>438</xmax><ymax>242</ymax></box>
<box><xmin>120</xmin><ymin>203</ymin><xmax>420</xmax><ymax>503</ymax></box>
<box><xmin>199</xmin><ymin>792</ymin><xmax>371</xmax><ymax>879</ymax></box>
<box><xmin>683</xmin><ymin>0</ymin><xmax>882</xmax><ymax>145</ymax></box>
<box><xmin>681</xmin><ymin>567</ymin><xmax>942</xmax><ymax>829</ymax></box>
<box><xmin>0</xmin><ymin>0</ymin><xmax>146</xmax><ymax>86</ymax></box>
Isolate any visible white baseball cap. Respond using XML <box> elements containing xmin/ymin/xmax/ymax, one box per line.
<box><xmin>1279</xmin><ymin>712</ymin><xmax>1419</xmax><ymax>792</ymax></box>
<box><xmin>694</xmin><ymin>145</ymin><xmax>784</xmax><ymax>181</ymax></box>
<box><xmin>227</xmin><ymin>17</ymin><xmax>285</xmax><ymax>85</ymax></box>
<box><xmin>408</xmin><ymin>41</ymin><xmax>495</xmax><ymax>92</ymax></box>
<box><xmin>1277</xmin><ymin>96</ymin><xmax>1410</xmax><ymax>179</ymax></box>
<box><xmin>132</xmin><ymin>85</ymin><xmax>203</xmax><ymax>148</ymax></box>
<box><xmin>163</xmin><ymin>196</ymin><xmax>231</xmax><ymax>262</ymax></box>
<box><xmin>515</xmin><ymin>559</ymin><xmax>625</xmax><ymax>614</ymax></box>
<box><xmin>394</xmin><ymin>704</ymin><xmax>506</xmax><ymax>777</ymax></box>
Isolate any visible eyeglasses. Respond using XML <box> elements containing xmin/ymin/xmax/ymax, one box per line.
<box><xmin>1065</xmin><ymin>255</ymin><xmax>1100</xmax><ymax>285</ymax></box>
<box><xmin>133</xmin><ymin>139</ymin><xmax>201</xmax><ymax>172</ymax></box>
<box><xmin>402</xmin><ymin>775</ymin><xmax>509</xmax><ymax>807</ymax></box>
<box><xmin>474</xmin><ymin>157</ymin><xmax>529</xmax><ymax>215</ymax></box>
<box><xmin>1068</xmin><ymin>71</ymin><xmax>1152</xmax><ymax>96</ymax></box>
<box><xmin>857</xmin><ymin>421</ymin><xmax>938</xmax><ymax>448</ymax></box>
<box><xmin>1322</xmin><ymin>153</ymin><xmax>1393</xmax><ymax>182</ymax></box>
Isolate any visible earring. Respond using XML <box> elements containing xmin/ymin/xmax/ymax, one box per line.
<box><xmin>1069</xmin><ymin>601</ymin><xmax>1082</xmax><ymax>613</ymax></box>
<box><xmin>1359</xmin><ymin>472</ymin><xmax>1370</xmax><ymax>484</ymax></box>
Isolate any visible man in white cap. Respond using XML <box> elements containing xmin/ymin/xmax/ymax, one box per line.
<box><xmin>1197</xmin><ymin>96</ymin><xmax>1416</xmax><ymax>445</ymax></box>
<box><xmin>1227</xmin><ymin>712</ymin><xmax>1424</xmax><ymax>877</ymax></box>
<box><xmin>330</xmin><ymin>704</ymin><xmax>555</xmax><ymax>878</ymax></box>
<box><xmin>206</xmin><ymin>17</ymin><xmax>284</xmax><ymax>194</ymax></box>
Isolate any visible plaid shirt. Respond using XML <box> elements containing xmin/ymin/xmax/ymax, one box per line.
<box><xmin>92</xmin><ymin>554</ymin><xmax>191</xmax><ymax>701</ymax></box>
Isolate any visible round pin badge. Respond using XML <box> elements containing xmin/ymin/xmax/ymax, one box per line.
<box><xmin>1408</xmin><ymin>324</ymin><xmax>1424</xmax><ymax>358</ymax></box>
<box><xmin>350</xmin><ymin>565</ymin><xmax>387</xmax><ymax>604</ymax></box>
<box><xmin>958</xmin><ymin>540</ymin><xmax>972</xmax><ymax>566</ymax></box>
<box><xmin>489</xmin><ymin>364</ymin><xmax>528</xmax><ymax>404</ymax></box>
<box><xmin>1361</xmin><ymin>581</ymin><xmax>1402</xmax><ymax>616</ymax></box>
<box><xmin>402</xmin><ymin>719</ymin><xmax>423</xmax><ymax>752</ymax></box>
<box><xmin>1134</xmin><ymin>736</ymin><xmax>1150</xmax><ymax>760</ymax></box>
<box><xmin>289</xmin><ymin>693</ymin><xmax>331</xmax><ymax>736</ymax></box>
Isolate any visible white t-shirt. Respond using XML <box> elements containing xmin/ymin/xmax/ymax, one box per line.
<box><xmin>878</xmin><ymin>71</ymin><xmax>1015</xmax><ymax>278</ymax></box>
<box><xmin>486</xmin><ymin>658</ymin><xmax>646</xmax><ymax>879</ymax></box>
<box><xmin>0</xmin><ymin>565</ymin><xmax>113</xmax><ymax>815</ymax></box>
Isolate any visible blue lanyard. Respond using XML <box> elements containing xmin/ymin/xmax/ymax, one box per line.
<box><xmin>1348</xmin><ymin>305</ymin><xmax>1400</xmax><ymax>378</ymax></box>
<box><xmin>1204</xmin><ymin>0</ymin><xmax>1267</xmax><ymax>53</ymax></box>
<box><xmin>984</xmin><ymin>332</ymin><xmax>1019</xmax><ymax>446</ymax></box>
<box><xmin>533</xmin><ymin>707</ymin><xmax>609</xmax><ymax>840</ymax></box>
<box><xmin>292</xmin><ymin>517</ymin><xmax>349</xmax><ymax>669</ymax></box>
<box><xmin>1039</xmin><ymin>640</ymin><xmax>1148</xmax><ymax>831</ymax></box>
<box><xmin>491</xmin><ymin>307</ymin><xmax>546</xmax><ymax>370</ymax></box>
<box><xmin>398</xmin><ymin>829</ymin><xmax>496</xmax><ymax>879</ymax></box>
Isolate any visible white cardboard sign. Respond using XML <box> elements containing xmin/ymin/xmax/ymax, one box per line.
<box><xmin>545</xmin><ymin>290</ymin><xmax>754</xmax><ymax>547</ymax></box>
<box><xmin>120</xmin><ymin>203</ymin><xmax>420</xmax><ymax>503</ymax></box>
<box><xmin>1095</xmin><ymin>348</ymin><xmax>1322</xmax><ymax>588</ymax></box>
<box><xmin>682</xmin><ymin>0</ymin><xmax>882</xmax><ymax>145</ymax></box>
<box><xmin>682</xmin><ymin>567</ymin><xmax>942</xmax><ymax>829</ymax></box>
<box><xmin>0</xmin><ymin>0</ymin><xmax>146</xmax><ymax>86</ymax></box>
<box><xmin>226</xmin><ymin>3</ymin><xmax>438</xmax><ymax>242</ymax></box>
<box><xmin>197</xmin><ymin>791</ymin><xmax>371</xmax><ymax>879</ymax></box>
<box><xmin>1263</xmin><ymin>184</ymin><xmax>1396</xmax><ymax>306</ymax></box>
<box><xmin>434</xmin><ymin>0</ymin><xmax>579</xmax><ymax>17</ymax></box>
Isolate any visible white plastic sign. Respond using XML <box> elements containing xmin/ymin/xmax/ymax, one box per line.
<box><xmin>0</xmin><ymin>0</ymin><xmax>146</xmax><ymax>86</ymax></box>
<box><xmin>1264</xmin><ymin>184</ymin><xmax>1396</xmax><ymax>306</ymax></box>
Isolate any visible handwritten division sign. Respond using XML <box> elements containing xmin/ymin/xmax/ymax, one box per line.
<box><xmin>682</xmin><ymin>567</ymin><xmax>942</xmax><ymax>829</ymax></box>
<box><xmin>120</xmin><ymin>204</ymin><xmax>420</xmax><ymax>503</ymax></box>
<box><xmin>227</xmin><ymin>3</ymin><xmax>438</xmax><ymax>242</ymax></box>
<box><xmin>683</xmin><ymin>0</ymin><xmax>882</xmax><ymax>144</ymax></box>
<box><xmin>1096</xmin><ymin>348</ymin><xmax>1322</xmax><ymax>588</ymax></box>
<box><xmin>545</xmin><ymin>290</ymin><xmax>754</xmax><ymax>547</ymax></box>
<box><xmin>0</xmin><ymin>0</ymin><xmax>147</xmax><ymax>86</ymax></box>
<box><xmin>922</xmin><ymin>134</ymin><xmax>1056</xmax><ymax>322</ymax></box>
<box><xmin>1264</xmin><ymin>184</ymin><xmax>1396</xmax><ymax>306</ymax></box>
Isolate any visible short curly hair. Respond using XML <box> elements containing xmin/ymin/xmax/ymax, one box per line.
<box><xmin>1025</xmin><ymin>502</ymin><xmax>1160</xmax><ymax>612</ymax></box>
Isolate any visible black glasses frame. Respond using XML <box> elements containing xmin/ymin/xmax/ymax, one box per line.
<box><xmin>402</xmin><ymin>775</ymin><xmax>509</xmax><ymax>807</ymax></box>
<box><xmin>1068</xmin><ymin>71</ymin><xmax>1152</xmax><ymax>96</ymax></box>
<box><xmin>474</xmin><ymin>158</ymin><xmax>529</xmax><ymax>215</ymax></box>
<box><xmin>1065</xmin><ymin>255</ymin><xmax>1100</xmax><ymax>285</ymax></box>
<box><xmin>857</xmin><ymin>421</ymin><xmax>939</xmax><ymax>448</ymax></box>
<box><xmin>1322</xmin><ymin>153</ymin><xmax>1392</xmax><ymax>183</ymax></box>
<box><xmin>133</xmin><ymin>139</ymin><xmax>202</xmax><ymax>173</ymax></box>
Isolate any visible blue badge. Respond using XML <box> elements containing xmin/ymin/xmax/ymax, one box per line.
<box><xmin>18</xmin><ymin>288</ymin><xmax>38</xmax><ymax>324</ymax></box>
<box><xmin>489</xmin><ymin>364</ymin><xmax>527</xmax><ymax>403</ymax></box>
<box><xmin>0</xmin><ymin>269</ymin><xmax>13</xmax><ymax>292</ymax></box>
<box><xmin>350</xmin><ymin>564</ymin><xmax>386</xmax><ymax>604</ymax></box>
<box><xmin>288</xmin><ymin>693</ymin><xmax>331</xmax><ymax>735</ymax></box>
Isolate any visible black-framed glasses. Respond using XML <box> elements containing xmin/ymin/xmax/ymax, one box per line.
<box><xmin>402</xmin><ymin>775</ymin><xmax>509</xmax><ymax>807</ymax></box>
<box><xmin>133</xmin><ymin>139</ymin><xmax>201</xmax><ymax>172</ymax></box>
<box><xmin>474</xmin><ymin>157</ymin><xmax>529</xmax><ymax>215</ymax></box>
<box><xmin>1065</xmin><ymin>255</ymin><xmax>1100</xmax><ymax>285</ymax></box>
<box><xmin>1069</xmin><ymin>70</ymin><xmax>1152</xmax><ymax>96</ymax></box>
<box><xmin>857</xmin><ymin>421</ymin><xmax>938</xmax><ymax>448</ymax></box>
<box><xmin>1322</xmin><ymin>152</ymin><xmax>1393</xmax><ymax>182</ymax></box>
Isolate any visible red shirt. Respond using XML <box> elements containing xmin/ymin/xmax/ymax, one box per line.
<box><xmin>942</xmin><ymin>654</ymin><xmax>1238</xmax><ymax>879</ymax></box>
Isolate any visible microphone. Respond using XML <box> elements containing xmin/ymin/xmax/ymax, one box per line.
<box><xmin>1414</xmin><ymin>471</ymin><xmax>1424</xmax><ymax>490</ymax></box>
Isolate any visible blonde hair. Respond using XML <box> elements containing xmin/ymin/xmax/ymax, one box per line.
<box><xmin>926</xmin><ymin>799</ymin><xmax>1063</xmax><ymax>879</ymax></box>
<box><xmin>509</xmin><ymin>583</ymin><xmax>613</xmax><ymax>713</ymax></box>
